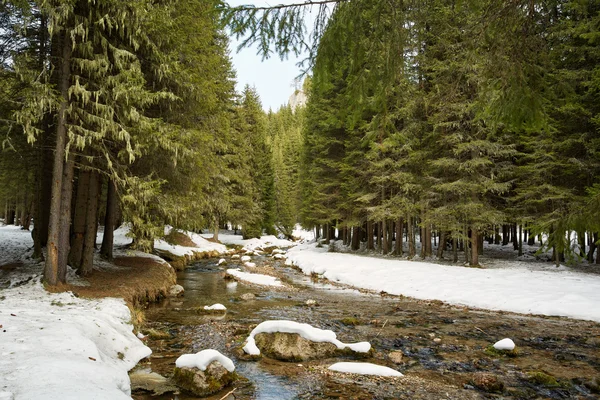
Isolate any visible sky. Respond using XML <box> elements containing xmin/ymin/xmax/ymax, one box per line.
<box><xmin>226</xmin><ymin>0</ymin><xmax>313</xmax><ymax>112</ymax></box>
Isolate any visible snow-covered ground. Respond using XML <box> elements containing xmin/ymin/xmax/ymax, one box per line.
<box><xmin>0</xmin><ymin>279</ymin><xmax>151</xmax><ymax>400</ymax></box>
<box><xmin>286</xmin><ymin>243</ymin><xmax>600</xmax><ymax>322</ymax></box>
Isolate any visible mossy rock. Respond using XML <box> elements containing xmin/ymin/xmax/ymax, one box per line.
<box><xmin>470</xmin><ymin>373</ymin><xmax>505</xmax><ymax>393</ymax></box>
<box><xmin>484</xmin><ymin>344</ymin><xmax>518</xmax><ymax>357</ymax></box>
<box><xmin>172</xmin><ymin>363</ymin><xmax>237</xmax><ymax>397</ymax></box>
<box><xmin>526</xmin><ymin>371</ymin><xmax>562</xmax><ymax>387</ymax></box>
<box><xmin>339</xmin><ymin>317</ymin><xmax>361</xmax><ymax>326</ymax></box>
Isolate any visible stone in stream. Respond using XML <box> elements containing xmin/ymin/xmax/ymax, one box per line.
<box><xmin>130</xmin><ymin>369</ymin><xmax>178</xmax><ymax>396</ymax></box>
<box><xmin>172</xmin><ymin>352</ymin><xmax>238</xmax><ymax>398</ymax></box>
<box><xmin>470</xmin><ymin>372</ymin><xmax>504</xmax><ymax>393</ymax></box>
<box><xmin>240</xmin><ymin>293</ymin><xmax>256</xmax><ymax>301</ymax></box>
<box><xmin>167</xmin><ymin>284</ymin><xmax>184</xmax><ymax>297</ymax></box>
<box><xmin>253</xmin><ymin>332</ymin><xmax>340</xmax><ymax>361</ymax></box>
<box><xmin>388</xmin><ymin>350</ymin><xmax>404</xmax><ymax>364</ymax></box>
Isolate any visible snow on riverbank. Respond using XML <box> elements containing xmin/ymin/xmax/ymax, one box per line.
<box><xmin>286</xmin><ymin>243</ymin><xmax>600</xmax><ymax>323</ymax></box>
<box><xmin>226</xmin><ymin>269</ymin><xmax>284</xmax><ymax>287</ymax></box>
<box><xmin>0</xmin><ymin>278</ymin><xmax>151</xmax><ymax>400</ymax></box>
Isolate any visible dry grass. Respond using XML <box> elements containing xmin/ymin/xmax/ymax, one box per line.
<box><xmin>49</xmin><ymin>256</ymin><xmax>176</xmax><ymax>307</ymax></box>
<box><xmin>164</xmin><ymin>230</ymin><xmax>197</xmax><ymax>247</ymax></box>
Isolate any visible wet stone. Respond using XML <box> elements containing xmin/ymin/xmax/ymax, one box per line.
<box><xmin>253</xmin><ymin>332</ymin><xmax>340</xmax><ymax>361</ymax></box>
<box><xmin>172</xmin><ymin>362</ymin><xmax>237</xmax><ymax>397</ymax></box>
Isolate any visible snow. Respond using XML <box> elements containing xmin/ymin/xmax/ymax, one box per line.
<box><xmin>242</xmin><ymin>320</ymin><xmax>371</xmax><ymax>356</ymax></box>
<box><xmin>286</xmin><ymin>243</ymin><xmax>600</xmax><ymax>322</ymax></box>
<box><xmin>201</xmin><ymin>232</ymin><xmax>296</xmax><ymax>252</ymax></box>
<box><xmin>493</xmin><ymin>338</ymin><xmax>515</xmax><ymax>351</ymax></box>
<box><xmin>328</xmin><ymin>362</ymin><xmax>403</xmax><ymax>377</ymax></box>
<box><xmin>218</xmin><ymin>258</ymin><xmax>227</xmax><ymax>265</ymax></box>
<box><xmin>244</xmin><ymin>262</ymin><xmax>257</xmax><ymax>268</ymax></box>
<box><xmin>0</xmin><ymin>278</ymin><xmax>151</xmax><ymax>400</ymax></box>
<box><xmin>241</xmin><ymin>255</ymin><xmax>251</xmax><ymax>262</ymax></box>
<box><xmin>0</xmin><ymin>225</ymin><xmax>32</xmax><ymax>266</ymax></box>
<box><xmin>204</xmin><ymin>303</ymin><xmax>227</xmax><ymax>311</ymax></box>
<box><xmin>226</xmin><ymin>269</ymin><xmax>284</xmax><ymax>287</ymax></box>
<box><xmin>175</xmin><ymin>349</ymin><xmax>235</xmax><ymax>373</ymax></box>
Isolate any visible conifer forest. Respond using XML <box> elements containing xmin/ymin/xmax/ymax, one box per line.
<box><xmin>1</xmin><ymin>0</ymin><xmax>600</xmax><ymax>287</ymax></box>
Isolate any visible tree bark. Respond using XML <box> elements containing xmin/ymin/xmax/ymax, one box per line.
<box><xmin>100</xmin><ymin>179</ymin><xmax>117</xmax><ymax>260</ymax></box>
<box><xmin>518</xmin><ymin>225</ymin><xmax>523</xmax><ymax>256</ymax></box>
<box><xmin>452</xmin><ymin>237</ymin><xmax>458</xmax><ymax>262</ymax></box>
<box><xmin>395</xmin><ymin>217</ymin><xmax>403</xmax><ymax>256</ymax></box>
<box><xmin>407</xmin><ymin>215</ymin><xmax>415</xmax><ymax>258</ymax></box>
<box><xmin>44</xmin><ymin>31</ymin><xmax>72</xmax><ymax>286</ymax></box>
<box><xmin>69</xmin><ymin>168</ymin><xmax>90</xmax><ymax>268</ymax></box>
<box><xmin>79</xmin><ymin>171</ymin><xmax>100</xmax><ymax>276</ymax></box>
<box><xmin>213</xmin><ymin>216</ymin><xmax>219</xmax><ymax>241</ymax></box>
<box><xmin>471</xmin><ymin>229</ymin><xmax>479</xmax><ymax>266</ymax></box>
<box><xmin>367</xmin><ymin>220</ymin><xmax>374</xmax><ymax>250</ymax></box>
<box><xmin>512</xmin><ymin>224</ymin><xmax>518</xmax><ymax>251</ymax></box>
<box><xmin>57</xmin><ymin>158</ymin><xmax>75</xmax><ymax>282</ymax></box>
<box><xmin>351</xmin><ymin>226</ymin><xmax>360</xmax><ymax>250</ymax></box>
<box><xmin>382</xmin><ymin>219</ymin><xmax>389</xmax><ymax>254</ymax></box>
<box><xmin>437</xmin><ymin>231</ymin><xmax>446</xmax><ymax>259</ymax></box>
<box><xmin>502</xmin><ymin>224</ymin><xmax>509</xmax><ymax>245</ymax></box>
<box><xmin>494</xmin><ymin>226</ymin><xmax>501</xmax><ymax>245</ymax></box>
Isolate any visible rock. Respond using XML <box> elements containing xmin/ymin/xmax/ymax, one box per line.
<box><xmin>493</xmin><ymin>338</ymin><xmax>515</xmax><ymax>351</ymax></box>
<box><xmin>217</xmin><ymin>258</ymin><xmax>227</xmax><ymax>266</ymax></box>
<box><xmin>172</xmin><ymin>362</ymin><xmax>237</xmax><ymax>397</ymax></box>
<box><xmin>388</xmin><ymin>350</ymin><xmax>404</xmax><ymax>364</ymax></box>
<box><xmin>470</xmin><ymin>373</ymin><xmax>504</xmax><ymax>393</ymax></box>
<box><xmin>241</xmin><ymin>255</ymin><xmax>251</xmax><ymax>262</ymax></box>
<box><xmin>253</xmin><ymin>332</ymin><xmax>339</xmax><ymax>361</ymax></box>
<box><xmin>130</xmin><ymin>369</ymin><xmax>178</xmax><ymax>396</ymax></box>
<box><xmin>168</xmin><ymin>284</ymin><xmax>184</xmax><ymax>297</ymax></box>
<box><xmin>244</xmin><ymin>262</ymin><xmax>256</xmax><ymax>268</ymax></box>
<box><xmin>305</xmin><ymin>299</ymin><xmax>317</xmax><ymax>306</ymax></box>
<box><xmin>240</xmin><ymin>293</ymin><xmax>255</xmax><ymax>301</ymax></box>
<box><xmin>433</xmin><ymin>338</ymin><xmax>442</xmax><ymax>343</ymax></box>
<box><xmin>273</xmin><ymin>254</ymin><xmax>285</xmax><ymax>260</ymax></box>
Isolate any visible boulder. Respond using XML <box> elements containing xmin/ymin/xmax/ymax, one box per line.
<box><xmin>240</xmin><ymin>293</ymin><xmax>255</xmax><ymax>301</ymax></box>
<box><xmin>470</xmin><ymin>373</ymin><xmax>504</xmax><ymax>393</ymax></box>
<box><xmin>172</xmin><ymin>362</ymin><xmax>237</xmax><ymax>397</ymax></box>
<box><xmin>168</xmin><ymin>284</ymin><xmax>184</xmax><ymax>297</ymax></box>
<box><xmin>129</xmin><ymin>369</ymin><xmax>177</xmax><ymax>396</ymax></box>
<box><xmin>253</xmin><ymin>332</ymin><xmax>339</xmax><ymax>361</ymax></box>
<box><xmin>388</xmin><ymin>350</ymin><xmax>404</xmax><ymax>364</ymax></box>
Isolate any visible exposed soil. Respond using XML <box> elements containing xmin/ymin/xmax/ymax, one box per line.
<box><xmin>133</xmin><ymin>255</ymin><xmax>600</xmax><ymax>400</ymax></box>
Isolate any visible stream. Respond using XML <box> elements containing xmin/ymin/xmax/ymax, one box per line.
<box><xmin>132</xmin><ymin>253</ymin><xmax>600</xmax><ymax>399</ymax></box>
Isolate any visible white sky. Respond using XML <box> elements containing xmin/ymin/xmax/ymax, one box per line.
<box><xmin>226</xmin><ymin>0</ymin><xmax>313</xmax><ymax>112</ymax></box>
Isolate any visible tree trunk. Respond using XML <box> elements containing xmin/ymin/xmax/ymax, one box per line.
<box><xmin>213</xmin><ymin>216</ymin><xmax>219</xmax><ymax>241</ymax></box>
<box><xmin>407</xmin><ymin>215</ymin><xmax>415</xmax><ymax>258</ymax></box>
<box><xmin>57</xmin><ymin>158</ymin><xmax>75</xmax><ymax>282</ymax></box>
<box><xmin>69</xmin><ymin>168</ymin><xmax>90</xmax><ymax>268</ymax></box>
<box><xmin>100</xmin><ymin>179</ymin><xmax>117</xmax><ymax>260</ymax></box>
<box><xmin>577</xmin><ymin>230</ymin><xmax>586</xmax><ymax>258</ymax></box>
<box><xmin>494</xmin><ymin>226</ymin><xmax>501</xmax><ymax>245</ymax></box>
<box><xmin>382</xmin><ymin>219</ymin><xmax>389</xmax><ymax>254</ymax></box>
<box><xmin>512</xmin><ymin>224</ymin><xmax>518</xmax><ymax>251</ymax></box>
<box><xmin>44</xmin><ymin>32</ymin><xmax>72</xmax><ymax>286</ymax></box>
<box><xmin>351</xmin><ymin>226</ymin><xmax>360</xmax><ymax>251</ymax></box>
<box><xmin>452</xmin><ymin>237</ymin><xmax>458</xmax><ymax>262</ymax></box>
<box><xmin>518</xmin><ymin>225</ymin><xmax>523</xmax><ymax>256</ymax></box>
<box><xmin>395</xmin><ymin>217</ymin><xmax>403</xmax><ymax>256</ymax></box>
<box><xmin>437</xmin><ymin>231</ymin><xmax>446</xmax><ymax>259</ymax></box>
<box><xmin>471</xmin><ymin>229</ymin><xmax>479</xmax><ymax>266</ymax></box>
<box><xmin>595</xmin><ymin>233</ymin><xmax>599</xmax><ymax>264</ymax></box>
<box><xmin>502</xmin><ymin>224</ymin><xmax>509</xmax><ymax>245</ymax></box>
<box><xmin>367</xmin><ymin>220</ymin><xmax>374</xmax><ymax>250</ymax></box>
<box><xmin>79</xmin><ymin>171</ymin><xmax>100</xmax><ymax>276</ymax></box>
<box><xmin>527</xmin><ymin>229</ymin><xmax>535</xmax><ymax>246</ymax></box>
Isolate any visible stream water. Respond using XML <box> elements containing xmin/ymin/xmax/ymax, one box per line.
<box><xmin>132</xmin><ymin>255</ymin><xmax>600</xmax><ymax>400</ymax></box>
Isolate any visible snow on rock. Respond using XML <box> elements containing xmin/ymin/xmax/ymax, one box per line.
<box><xmin>203</xmin><ymin>304</ymin><xmax>227</xmax><ymax>311</ymax></box>
<box><xmin>273</xmin><ymin>254</ymin><xmax>286</xmax><ymax>260</ymax></box>
<box><xmin>242</xmin><ymin>320</ymin><xmax>371</xmax><ymax>356</ymax></box>
<box><xmin>272</xmin><ymin>249</ymin><xmax>286</xmax><ymax>255</ymax></box>
<box><xmin>328</xmin><ymin>362</ymin><xmax>403</xmax><ymax>377</ymax></box>
<box><xmin>0</xmin><ymin>279</ymin><xmax>151</xmax><ymax>400</ymax></box>
<box><xmin>286</xmin><ymin>243</ymin><xmax>600</xmax><ymax>323</ymax></box>
<box><xmin>175</xmin><ymin>349</ymin><xmax>235</xmax><ymax>372</ymax></box>
<box><xmin>168</xmin><ymin>284</ymin><xmax>184</xmax><ymax>297</ymax></box>
<box><xmin>493</xmin><ymin>338</ymin><xmax>515</xmax><ymax>351</ymax></box>
<box><xmin>244</xmin><ymin>262</ymin><xmax>257</xmax><ymax>268</ymax></box>
<box><xmin>240</xmin><ymin>255</ymin><xmax>251</xmax><ymax>262</ymax></box>
<box><xmin>217</xmin><ymin>258</ymin><xmax>227</xmax><ymax>265</ymax></box>
<box><xmin>231</xmin><ymin>255</ymin><xmax>240</xmax><ymax>259</ymax></box>
<box><xmin>226</xmin><ymin>269</ymin><xmax>284</xmax><ymax>287</ymax></box>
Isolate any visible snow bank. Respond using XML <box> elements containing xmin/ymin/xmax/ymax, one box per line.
<box><xmin>226</xmin><ymin>269</ymin><xmax>284</xmax><ymax>287</ymax></box>
<box><xmin>175</xmin><ymin>349</ymin><xmax>235</xmax><ymax>372</ymax></box>
<box><xmin>201</xmin><ymin>233</ymin><xmax>296</xmax><ymax>252</ymax></box>
<box><xmin>0</xmin><ymin>279</ymin><xmax>151</xmax><ymax>400</ymax></box>
<box><xmin>242</xmin><ymin>320</ymin><xmax>371</xmax><ymax>356</ymax></box>
<box><xmin>203</xmin><ymin>303</ymin><xmax>227</xmax><ymax>311</ymax></box>
<box><xmin>286</xmin><ymin>243</ymin><xmax>600</xmax><ymax>322</ymax></box>
<box><xmin>328</xmin><ymin>362</ymin><xmax>403</xmax><ymax>377</ymax></box>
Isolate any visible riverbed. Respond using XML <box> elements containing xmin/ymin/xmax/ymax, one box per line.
<box><xmin>132</xmin><ymin>254</ymin><xmax>600</xmax><ymax>399</ymax></box>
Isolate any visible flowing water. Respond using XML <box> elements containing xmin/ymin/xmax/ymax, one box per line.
<box><xmin>132</xmin><ymin>255</ymin><xmax>600</xmax><ymax>400</ymax></box>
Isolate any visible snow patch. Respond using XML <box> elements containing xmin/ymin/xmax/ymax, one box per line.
<box><xmin>226</xmin><ymin>269</ymin><xmax>284</xmax><ymax>287</ymax></box>
<box><xmin>328</xmin><ymin>362</ymin><xmax>403</xmax><ymax>377</ymax></box>
<box><xmin>242</xmin><ymin>320</ymin><xmax>371</xmax><ymax>356</ymax></box>
<box><xmin>175</xmin><ymin>349</ymin><xmax>235</xmax><ymax>372</ymax></box>
<box><xmin>203</xmin><ymin>304</ymin><xmax>227</xmax><ymax>311</ymax></box>
<box><xmin>493</xmin><ymin>338</ymin><xmax>515</xmax><ymax>351</ymax></box>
